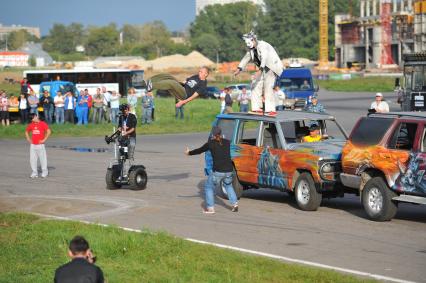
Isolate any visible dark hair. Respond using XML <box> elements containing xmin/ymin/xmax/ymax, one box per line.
<box><xmin>29</xmin><ymin>113</ymin><xmax>37</xmax><ymax>120</ymax></box>
<box><xmin>69</xmin><ymin>236</ymin><xmax>90</xmax><ymax>255</ymax></box>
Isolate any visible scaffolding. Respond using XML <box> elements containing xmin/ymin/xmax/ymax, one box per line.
<box><xmin>318</xmin><ymin>0</ymin><xmax>329</xmax><ymax>68</ymax></box>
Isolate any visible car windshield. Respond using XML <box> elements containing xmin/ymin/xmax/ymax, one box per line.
<box><xmin>279</xmin><ymin>78</ymin><xmax>312</xmax><ymax>91</ymax></box>
<box><xmin>237</xmin><ymin>85</ymin><xmax>249</xmax><ymax>90</ymax></box>
<box><xmin>350</xmin><ymin>117</ymin><xmax>394</xmax><ymax>146</ymax></box>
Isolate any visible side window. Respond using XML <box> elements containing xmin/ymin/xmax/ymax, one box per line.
<box><xmin>216</xmin><ymin>119</ymin><xmax>236</xmax><ymax>141</ymax></box>
<box><xmin>388</xmin><ymin>122</ymin><xmax>418</xmax><ymax>151</ymax></box>
<box><xmin>422</xmin><ymin>126</ymin><xmax>426</xmax><ymax>152</ymax></box>
<box><xmin>281</xmin><ymin>121</ymin><xmax>297</xmax><ymax>143</ymax></box>
<box><xmin>262</xmin><ymin>123</ymin><xmax>282</xmax><ymax>149</ymax></box>
<box><xmin>236</xmin><ymin>120</ymin><xmax>260</xmax><ymax>146</ymax></box>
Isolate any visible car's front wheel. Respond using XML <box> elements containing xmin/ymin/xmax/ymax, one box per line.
<box><xmin>362</xmin><ymin>177</ymin><xmax>398</xmax><ymax>221</ymax></box>
<box><xmin>295</xmin><ymin>172</ymin><xmax>322</xmax><ymax>211</ymax></box>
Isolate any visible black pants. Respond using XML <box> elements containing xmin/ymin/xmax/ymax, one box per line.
<box><xmin>65</xmin><ymin>109</ymin><xmax>75</xmax><ymax>123</ymax></box>
<box><xmin>20</xmin><ymin>109</ymin><xmax>28</xmax><ymax>124</ymax></box>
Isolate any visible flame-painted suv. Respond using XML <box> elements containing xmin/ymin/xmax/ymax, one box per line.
<box><xmin>211</xmin><ymin>111</ymin><xmax>348</xmax><ymax>211</ymax></box>
<box><xmin>341</xmin><ymin>112</ymin><xmax>426</xmax><ymax>221</ymax></box>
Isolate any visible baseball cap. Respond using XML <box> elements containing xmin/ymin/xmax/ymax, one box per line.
<box><xmin>309</xmin><ymin>124</ymin><xmax>320</xmax><ymax>131</ymax></box>
<box><xmin>376</xmin><ymin>93</ymin><xmax>383</xmax><ymax>97</ymax></box>
<box><xmin>211</xmin><ymin>126</ymin><xmax>222</xmax><ymax>136</ymax></box>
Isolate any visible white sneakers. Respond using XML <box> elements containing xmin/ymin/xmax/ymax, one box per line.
<box><xmin>30</xmin><ymin>174</ymin><xmax>38</xmax><ymax>178</ymax></box>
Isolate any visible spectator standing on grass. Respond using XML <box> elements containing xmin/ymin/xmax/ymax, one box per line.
<box><xmin>28</xmin><ymin>91</ymin><xmax>39</xmax><ymax>115</ymax></box>
<box><xmin>64</xmin><ymin>91</ymin><xmax>76</xmax><ymax>124</ymax></box>
<box><xmin>175</xmin><ymin>98</ymin><xmax>184</xmax><ymax>119</ymax></box>
<box><xmin>127</xmin><ymin>88</ymin><xmax>138</xmax><ymax>116</ymax></box>
<box><xmin>224</xmin><ymin>88</ymin><xmax>233</xmax><ymax>114</ymax></box>
<box><xmin>273</xmin><ymin>85</ymin><xmax>285</xmax><ymax>111</ymax></box>
<box><xmin>54</xmin><ymin>235</ymin><xmax>104</xmax><ymax>283</ymax></box>
<box><xmin>41</xmin><ymin>90</ymin><xmax>54</xmax><ymax>124</ymax></box>
<box><xmin>102</xmin><ymin>86</ymin><xmax>111</xmax><ymax>123</ymax></box>
<box><xmin>86</xmin><ymin>89</ymin><xmax>93</xmax><ymax>122</ymax></box>
<box><xmin>20</xmin><ymin>77</ymin><xmax>33</xmax><ymax>94</ymax></box>
<box><xmin>110</xmin><ymin>90</ymin><xmax>120</xmax><ymax>124</ymax></box>
<box><xmin>54</xmin><ymin>91</ymin><xmax>65</xmax><ymax>124</ymax></box>
<box><xmin>237</xmin><ymin>86</ymin><xmax>251</xmax><ymax>112</ymax></box>
<box><xmin>0</xmin><ymin>91</ymin><xmax>10</xmax><ymax>126</ymax></box>
<box><xmin>185</xmin><ymin>126</ymin><xmax>239</xmax><ymax>214</ymax></box>
<box><xmin>141</xmin><ymin>91</ymin><xmax>154</xmax><ymax>124</ymax></box>
<box><xmin>370</xmin><ymin>92</ymin><xmax>389</xmax><ymax>113</ymax></box>
<box><xmin>77</xmin><ymin>91</ymin><xmax>89</xmax><ymax>125</ymax></box>
<box><xmin>25</xmin><ymin>113</ymin><xmax>50</xmax><ymax>178</ymax></box>
<box><xmin>219</xmin><ymin>88</ymin><xmax>226</xmax><ymax>114</ymax></box>
<box><xmin>92</xmin><ymin>88</ymin><xmax>104</xmax><ymax>124</ymax></box>
<box><xmin>18</xmin><ymin>93</ymin><xmax>29</xmax><ymax>124</ymax></box>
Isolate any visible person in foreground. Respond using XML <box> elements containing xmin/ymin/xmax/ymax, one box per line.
<box><xmin>145</xmin><ymin>66</ymin><xmax>210</xmax><ymax>108</ymax></box>
<box><xmin>54</xmin><ymin>235</ymin><xmax>104</xmax><ymax>283</ymax></box>
<box><xmin>25</xmin><ymin>113</ymin><xmax>51</xmax><ymax>178</ymax></box>
<box><xmin>185</xmin><ymin>126</ymin><xmax>239</xmax><ymax>214</ymax></box>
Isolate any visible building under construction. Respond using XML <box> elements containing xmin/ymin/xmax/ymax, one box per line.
<box><xmin>335</xmin><ymin>0</ymin><xmax>426</xmax><ymax>69</ymax></box>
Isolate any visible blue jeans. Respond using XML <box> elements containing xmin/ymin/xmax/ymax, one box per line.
<box><xmin>239</xmin><ymin>104</ymin><xmax>249</xmax><ymax>112</ymax></box>
<box><xmin>43</xmin><ymin>107</ymin><xmax>54</xmax><ymax>124</ymax></box>
<box><xmin>29</xmin><ymin>107</ymin><xmax>38</xmax><ymax>115</ymax></box>
<box><xmin>142</xmin><ymin>107</ymin><xmax>152</xmax><ymax>124</ymax></box>
<box><xmin>204</xmin><ymin>171</ymin><xmax>238</xmax><ymax>209</ymax></box>
<box><xmin>175</xmin><ymin>106</ymin><xmax>184</xmax><ymax>119</ymax></box>
<box><xmin>111</xmin><ymin>108</ymin><xmax>119</xmax><ymax>124</ymax></box>
<box><xmin>55</xmin><ymin>107</ymin><xmax>64</xmax><ymax>124</ymax></box>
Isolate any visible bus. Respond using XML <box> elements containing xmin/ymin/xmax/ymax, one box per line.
<box><xmin>23</xmin><ymin>68</ymin><xmax>145</xmax><ymax>96</ymax></box>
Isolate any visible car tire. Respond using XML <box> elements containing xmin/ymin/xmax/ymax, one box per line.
<box><xmin>217</xmin><ymin>170</ymin><xmax>243</xmax><ymax>200</ymax></box>
<box><xmin>106</xmin><ymin>168</ymin><xmax>121</xmax><ymax>190</ymax></box>
<box><xmin>295</xmin><ymin>172</ymin><xmax>322</xmax><ymax>211</ymax></box>
<box><xmin>362</xmin><ymin>177</ymin><xmax>398</xmax><ymax>221</ymax></box>
<box><xmin>128</xmin><ymin>167</ymin><xmax>148</xmax><ymax>190</ymax></box>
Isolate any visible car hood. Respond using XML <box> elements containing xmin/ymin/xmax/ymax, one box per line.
<box><xmin>286</xmin><ymin>139</ymin><xmax>345</xmax><ymax>160</ymax></box>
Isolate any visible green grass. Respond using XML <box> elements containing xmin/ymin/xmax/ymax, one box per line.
<box><xmin>0</xmin><ymin>212</ymin><xmax>376</xmax><ymax>283</ymax></box>
<box><xmin>0</xmin><ymin>97</ymin><xmax>230</xmax><ymax>139</ymax></box>
<box><xmin>317</xmin><ymin>77</ymin><xmax>396</xmax><ymax>92</ymax></box>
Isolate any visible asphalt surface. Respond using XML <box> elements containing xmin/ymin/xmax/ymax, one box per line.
<box><xmin>1</xmin><ymin>90</ymin><xmax>425</xmax><ymax>282</ymax></box>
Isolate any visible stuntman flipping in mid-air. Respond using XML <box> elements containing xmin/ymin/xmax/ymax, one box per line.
<box><xmin>234</xmin><ymin>31</ymin><xmax>284</xmax><ymax>115</ymax></box>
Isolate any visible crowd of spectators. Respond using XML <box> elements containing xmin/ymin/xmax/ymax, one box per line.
<box><xmin>0</xmin><ymin>80</ymin><xmax>155</xmax><ymax>126</ymax></box>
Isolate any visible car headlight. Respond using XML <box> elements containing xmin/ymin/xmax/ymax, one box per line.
<box><xmin>319</xmin><ymin>161</ymin><xmax>342</xmax><ymax>181</ymax></box>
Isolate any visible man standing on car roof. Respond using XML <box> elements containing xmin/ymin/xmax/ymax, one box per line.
<box><xmin>234</xmin><ymin>31</ymin><xmax>283</xmax><ymax>116</ymax></box>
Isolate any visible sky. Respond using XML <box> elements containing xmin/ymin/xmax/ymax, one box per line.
<box><xmin>1</xmin><ymin>0</ymin><xmax>196</xmax><ymax>35</ymax></box>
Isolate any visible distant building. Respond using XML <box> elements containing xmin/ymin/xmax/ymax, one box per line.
<box><xmin>20</xmin><ymin>43</ymin><xmax>53</xmax><ymax>67</ymax></box>
<box><xmin>195</xmin><ymin>0</ymin><xmax>264</xmax><ymax>15</ymax></box>
<box><xmin>335</xmin><ymin>0</ymin><xmax>423</xmax><ymax>69</ymax></box>
<box><xmin>0</xmin><ymin>23</ymin><xmax>41</xmax><ymax>40</ymax></box>
<box><xmin>0</xmin><ymin>51</ymin><xmax>29</xmax><ymax>67</ymax></box>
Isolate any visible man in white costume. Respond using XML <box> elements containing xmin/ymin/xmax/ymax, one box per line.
<box><xmin>234</xmin><ymin>31</ymin><xmax>283</xmax><ymax>115</ymax></box>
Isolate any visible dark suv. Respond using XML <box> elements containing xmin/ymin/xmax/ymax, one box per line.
<box><xmin>341</xmin><ymin>112</ymin><xmax>426</xmax><ymax>221</ymax></box>
<box><xmin>211</xmin><ymin>111</ymin><xmax>348</xmax><ymax>211</ymax></box>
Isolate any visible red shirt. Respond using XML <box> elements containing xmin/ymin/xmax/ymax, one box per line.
<box><xmin>26</xmin><ymin>121</ymin><xmax>49</xmax><ymax>145</ymax></box>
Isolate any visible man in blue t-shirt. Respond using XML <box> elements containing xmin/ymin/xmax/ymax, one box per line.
<box><xmin>144</xmin><ymin>66</ymin><xmax>209</xmax><ymax>108</ymax></box>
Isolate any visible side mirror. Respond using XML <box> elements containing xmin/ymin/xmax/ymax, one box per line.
<box><xmin>315</xmin><ymin>85</ymin><xmax>319</xmax><ymax>92</ymax></box>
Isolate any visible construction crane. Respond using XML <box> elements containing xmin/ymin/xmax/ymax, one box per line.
<box><xmin>318</xmin><ymin>0</ymin><xmax>329</xmax><ymax>69</ymax></box>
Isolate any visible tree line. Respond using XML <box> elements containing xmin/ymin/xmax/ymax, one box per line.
<box><xmin>1</xmin><ymin>0</ymin><xmax>354</xmax><ymax>62</ymax></box>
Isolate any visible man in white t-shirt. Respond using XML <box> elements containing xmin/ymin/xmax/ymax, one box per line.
<box><xmin>370</xmin><ymin>93</ymin><xmax>389</xmax><ymax>113</ymax></box>
<box><xmin>102</xmin><ymin>86</ymin><xmax>111</xmax><ymax>122</ymax></box>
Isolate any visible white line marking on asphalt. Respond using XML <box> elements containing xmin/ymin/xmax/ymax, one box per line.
<box><xmin>30</xmin><ymin>212</ymin><xmax>416</xmax><ymax>283</ymax></box>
